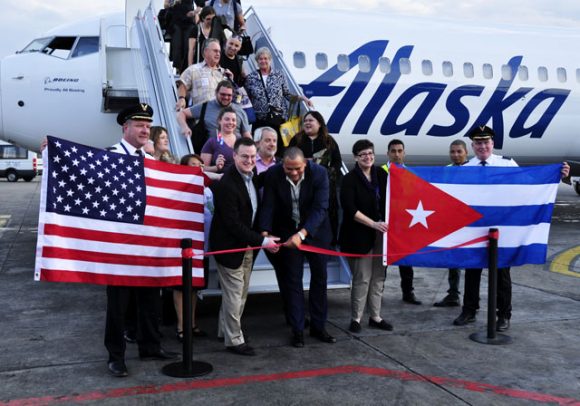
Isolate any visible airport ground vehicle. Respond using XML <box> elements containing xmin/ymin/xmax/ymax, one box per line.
<box><xmin>0</xmin><ymin>140</ymin><xmax>38</xmax><ymax>182</ymax></box>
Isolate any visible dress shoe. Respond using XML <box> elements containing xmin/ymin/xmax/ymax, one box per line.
<box><xmin>496</xmin><ymin>317</ymin><xmax>510</xmax><ymax>332</ymax></box>
<box><xmin>226</xmin><ymin>343</ymin><xmax>256</xmax><ymax>356</ymax></box>
<box><xmin>369</xmin><ymin>318</ymin><xmax>393</xmax><ymax>331</ymax></box>
<box><xmin>453</xmin><ymin>311</ymin><xmax>476</xmax><ymax>326</ymax></box>
<box><xmin>292</xmin><ymin>331</ymin><xmax>304</xmax><ymax>348</ymax></box>
<box><xmin>433</xmin><ymin>295</ymin><xmax>460</xmax><ymax>307</ymax></box>
<box><xmin>139</xmin><ymin>348</ymin><xmax>179</xmax><ymax>360</ymax></box>
<box><xmin>348</xmin><ymin>320</ymin><xmax>362</xmax><ymax>333</ymax></box>
<box><xmin>107</xmin><ymin>360</ymin><xmax>128</xmax><ymax>377</ymax></box>
<box><xmin>310</xmin><ymin>328</ymin><xmax>337</xmax><ymax>343</ymax></box>
<box><xmin>402</xmin><ymin>293</ymin><xmax>422</xmax><ymax>305</ymax></box>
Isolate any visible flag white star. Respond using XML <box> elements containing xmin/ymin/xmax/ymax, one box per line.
<box><xmin>406</xmin><ymin>201</ymin><xmax>435</xmax><ymax>229</ymax></box>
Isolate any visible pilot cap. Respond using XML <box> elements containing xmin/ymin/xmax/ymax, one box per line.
<box><xmin>116</xmin><ymin>103</ymin><xmax>154</xmax><ymax>125</ymax></box>
<box><xmin>468</xmin><ymin>125</ymin><xmax>495</xmax><ymax>140</ymax></box>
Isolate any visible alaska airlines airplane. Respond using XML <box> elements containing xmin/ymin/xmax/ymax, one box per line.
<box><xmin>1</xmin><ymin>2</ymin><xmax>579</xmax><ymax>181</ymax></box>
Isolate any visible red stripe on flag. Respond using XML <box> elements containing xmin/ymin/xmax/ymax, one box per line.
<box><xmin>146</xmin><ymin>176</ymin><xmax>203</xmax><ymax>194</ymax></box>
<box><xmin>147</xmin><ymin>195</ymin><xmax>204</xmax><ymax>212</ymax></box>
<box><xmin>42</xmin><ymin>247</ymin><xmax>184</xmax><ymax>267</ymax></box>
<box><xmin>43</xmin><ymin>224</ymin><xmax>204</xmax><ymax>250</ymax></box>
<box><xmin>145</xmin><ymin>159</ymin><xmax>204</xmax><ymax>176</ymax></box>
<box><xmin>39</xmin><ymin>269</ymin><xmax>205</xmax><ymax>287</ymax></box>
<box><xmin>144</xmin><ymin>215</ymin><xmax>204</xmax><ymax>231</ymax></box>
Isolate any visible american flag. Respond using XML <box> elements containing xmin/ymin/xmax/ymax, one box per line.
<box><xmin>35</xmin><ymin>136</ymin><xmax>205</xmax><ymax>287</ymax></box>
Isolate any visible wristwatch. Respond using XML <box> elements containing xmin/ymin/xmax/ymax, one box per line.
<box><xmin>297</xmin><ymin>231</ymin><xmax>306</xmax><ymax>241</ymax></box>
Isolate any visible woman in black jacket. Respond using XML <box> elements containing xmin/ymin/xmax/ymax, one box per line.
<box><xmin>339</xmin><ymin>139</ymin><xmax>393</xmax><ymax>334</ymax></box>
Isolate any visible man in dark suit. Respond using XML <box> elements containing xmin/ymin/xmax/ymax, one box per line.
<box><xmin>210</xmin><ymin>137</ymin><xmax>278</xmax><ymax>356</ymax></box>
<box><xmin>259</xmin><ymin>147</ymin><xmax>336</xmax><ymax>348</ymax></box>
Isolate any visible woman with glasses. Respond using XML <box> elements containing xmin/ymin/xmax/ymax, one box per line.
<box><xmin>187</xmin><ymin>6</ymin><xmax>225</xmax><ymax>67</ymax></box>
<box><xmin>339</xmin><ymin>139</ymin><xmax>393</xmax><ymax>334</ymax></box>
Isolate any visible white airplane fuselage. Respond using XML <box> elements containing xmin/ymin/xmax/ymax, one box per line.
<box><xmin>1</xmin><ymin>7</ymin><xmax>580</xmax><ymax>169</ymax></box>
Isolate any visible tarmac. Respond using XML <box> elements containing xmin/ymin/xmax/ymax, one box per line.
<box><xmin>0</xmin><ymin>178</ymin><xmax>579</xmax><ymax>405</ymax></box>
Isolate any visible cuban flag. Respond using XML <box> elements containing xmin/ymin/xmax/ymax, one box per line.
<box><xmin>385</xmin><ymin>163</ymin><xmax>562</xmax><ymax>268</ymax></box>
<box><xmin>35</xmin><ymin>136</ymin><xmax>206</xmax><ymax>287</ymax></box>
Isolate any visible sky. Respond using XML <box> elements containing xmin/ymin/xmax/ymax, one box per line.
<box><xmin>1</xmin><ymin>0</ymin><xmax>580</xmax><ymax>59</ymax></box>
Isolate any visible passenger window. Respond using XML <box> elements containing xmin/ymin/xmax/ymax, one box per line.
<box><xmin>293</xmin><ymin>52</ymin><xmax>306</xmax><ymax>69</ymax></box>
<box><xmin>557</xmin><ymin>67</ymin><xmax>567</xmax><ymax>83</ymax></box>
<box><xmin>501</xmin><ymin>64</ymin><xmax>513</xmax><ymax>80</ymax></box>
<box><xmin>337</xmin><ymin>54</ymin><xmax>349</xmax><ymax>72</ymax></box>
<box><xmin>482</xmin><ymin>63</ymin><xmax>493</xmax><ymax>79</ymax></box>
<box><xmin>399</xmin><ymin>58</ymin><xmax>411</xmax><ymax>74</ymax></box>
<box><xmin>538</xmin><ymin>66</ymin><xmax>548</xmax><ymax>82</ymax></box>
<box><xmin>576</xmin><ymin>69</ymin><xmax>580</xmax><ymax>83</ymax></box>
<box><xmin>71</xmin><ymin>36</ymin><xmax>99</xmax><ymax>58</ymax></box>
<box><xmin>463</xmin><ymin>63</ymin><xmax>474</xmax><ymax>78</ymax></box>
<box><xmin>379</xmin><ymin>57</ymin><xmax>391</xmax><ymax>74</ymax></box>
<box><xmin>442</xmin><ymin>61</ymin><xmax>453</xmax><ymax>77</ymax></box>
<box><xmin>422</xmin><ymin>60</ymin><xmax>433</xmax><ymax>76</ymax></box>
<box><xmin>358</xmin><ymin>55</ymin><xmax>371</xmax><ymax>73</ymax></box>
<box><xmin>518</xmin><ymin>66</ymin><xmax>529</xmax><ymax>81</ymax></box>
<box><xmin>315</xmin><ymin>53</ymin><xmax>328</xmax><ymax>70</ymax></box>
<box><xmin>42</xmin><ymin>36</ymin><xmax>77</xmax><ymax>59</ymax></box>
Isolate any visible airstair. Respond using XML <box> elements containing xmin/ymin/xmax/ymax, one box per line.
<box><xmin>102</xmin><ymin>1</ymin><xmax>352</xmax><ymax>294</ymax></box>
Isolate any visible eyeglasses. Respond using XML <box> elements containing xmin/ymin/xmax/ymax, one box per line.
<box><xmin>357</xmin><ymin>151</ymin><xmax>374</xmax><ymax>158</ymax></box>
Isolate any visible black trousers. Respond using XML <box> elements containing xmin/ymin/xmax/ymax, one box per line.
<box><xmin>462</xmin><ymin>267</ymin><xmax>512</xmax><ymax>318</ymax></box>
<box><xmin>104</xmin><ymin>286</ymin><xmax>161</xmax><ymax>362</ymax></box>
<box><xmin>274</xmin><ymin>247</ymin><xmax>328</xmax><ymax>333</ymax></box>
<box><xmin>399</xmin><ymin>265</ymin><xmax>415</xmax><ymax>295</ymax></box>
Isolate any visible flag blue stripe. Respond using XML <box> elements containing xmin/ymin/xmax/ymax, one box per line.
<box><xmin>410</xmin><ymin>164</ymin><xmax>561</xmax><ymax>185</ymax></box>
<box><xmin>469</xmin><ymin>204</ymin><xmax>554</xmax><ymax>226</ymax></box>
<box><xmin>394</xmin><ymin>244</ymin><xmax>548</xmax><ymax>268</ymax></box>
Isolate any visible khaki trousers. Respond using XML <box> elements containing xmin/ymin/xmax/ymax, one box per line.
<box><xmin>348</xmin><ymin>232</ymin><xmax>386</xmax><ymax>322</ymax></box>
<box><xmin>216</xmin><ymin>250</ymin><xmax>254</xmax><ymax>347</ymax></box>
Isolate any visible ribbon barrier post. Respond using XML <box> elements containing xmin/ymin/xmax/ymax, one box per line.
<box><xmin>162</xmin><ymin>239</ymin><xmax>213</xmax><ymax>378</ymax></box>
<box><xmin>470</xmin><ymin>228</ymin><xmax>512</xmax><ymax>345</ymax></box>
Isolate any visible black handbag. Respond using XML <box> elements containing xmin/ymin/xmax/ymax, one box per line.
<box><xmin>238</xmin><ymin>33</ymin><xmax>254</xmax><ymax>56</ymax></box>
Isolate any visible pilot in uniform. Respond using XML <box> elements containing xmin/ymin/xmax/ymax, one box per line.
<box><xmin>452</xmin><ymin>125</ymin><xmax>517</xmax><ymax>332</ymax></box>
<box><xmin>105</xmin><ymin>104</ymin><xmax>178</xmax><ymax>377</ymax></box>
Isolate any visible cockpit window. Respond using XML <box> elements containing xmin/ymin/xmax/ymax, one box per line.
<box><xmin>71</xmin><ymin>37</ymin><xmax>99</xmax><ymax>58</ymax></box>
<box><xmin>19</xmin><ymin>36</ymin><xmax>97</xmax><ymax>59</ymax></box>
<box><xmin>20</xmin><ymin>37</ymin><xmax>52</xmax><ymax>53</ymax></box>
<box><xmin>20</xmin><ymin>36</ymin><xmax>76</xmax><ymax>59</ymax></box>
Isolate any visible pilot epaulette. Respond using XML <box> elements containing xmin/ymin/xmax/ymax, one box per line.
<box><xmin>501</xmin><ymin>155</ymin><xmax>512</xmax><ymax>160</ymax></box>
<box><xmin>105</xmin><ymin>146</ymin><xmax>117</xmax><ymax>151</ymax></box>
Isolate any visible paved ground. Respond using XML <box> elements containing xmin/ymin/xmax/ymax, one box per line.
<box><xmin>0</xmin><ymin>178</ymin><xmax>579</xmax><ymax>405</ymax></box>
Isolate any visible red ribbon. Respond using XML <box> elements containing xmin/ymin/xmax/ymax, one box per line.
<box><xmin>193</xmin><ymin>235</ymin><xmax>489</xmax><ymax>262</ymax></box>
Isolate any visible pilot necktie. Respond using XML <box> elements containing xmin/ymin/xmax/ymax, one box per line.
<box><xmin>480</xmin><ymin>160</ymin><xmax>487</xmax><ymax>166</ymax></box>
<box><xmin>135</xmin><ymin>150</ymin><xmax>143</xmax><ymax>156</ymax></box>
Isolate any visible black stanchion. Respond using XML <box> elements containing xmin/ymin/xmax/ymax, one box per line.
<box><xmin>162</xmin><ymin>238</ymin><xmax>213</xmax><ymax>377</ymax></box>
<box><xmin>470</xmin><ymin>228</ymin><xmax>512</xmax><ymax>345</ymax></box>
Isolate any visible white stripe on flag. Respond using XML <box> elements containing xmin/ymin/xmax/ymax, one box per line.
<box><xmin>145</xmin><ymin>205</ymin><xmax>204</xmax><ymax>223</ymax></box>
<box><xmin>432</xmin><ymin>183</ymin><xmax>558</xmax><ymax>206</ymax></box>
<box><xmin>430</xmin><ymin>223</ymin><xmax>551</xmax><ymax>248</ymax></box>
<box><xmin>145</xmin><ymin>167</ymin><xmax>205</xmax><ymax>185</ymax></box>
<box><xmin>41</xmin><ymin>212</ymin><xmax>203</xmax><ymax>240</ymax></box>
<box><xmin>147</xmin><ymin>185</ymin><xmax>204</xmax><ymax>204</ymax></box>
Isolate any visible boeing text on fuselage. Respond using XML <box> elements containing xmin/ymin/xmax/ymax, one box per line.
<box><xmin>300</xmin><ymin>41</ymin><xmax>570</xmax><ymax>149</ymax></box>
